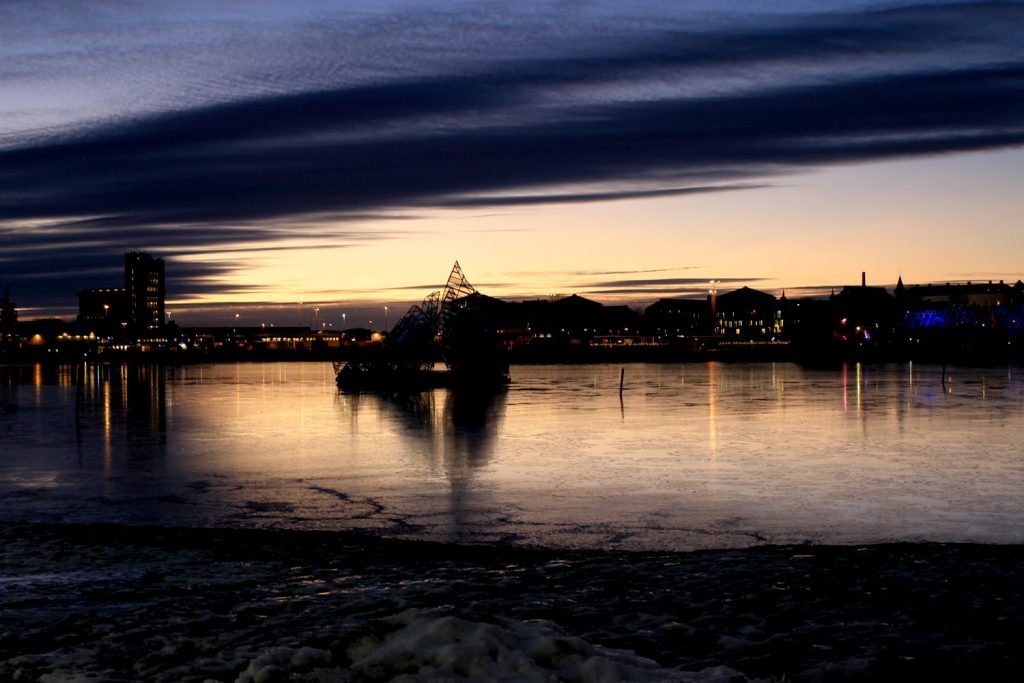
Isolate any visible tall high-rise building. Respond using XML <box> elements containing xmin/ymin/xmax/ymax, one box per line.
<box><xmin>125</xmin><ymin>251</ymin><xmax>165</xmax><ymax>332</ymax></box>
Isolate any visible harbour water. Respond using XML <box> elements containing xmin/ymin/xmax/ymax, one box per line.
<box><xmin>1</xmin><ymin>361</ymin><xmax>1022</xmax><ymax>550</ymax></box>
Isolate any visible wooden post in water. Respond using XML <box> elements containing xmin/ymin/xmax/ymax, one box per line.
<box><xmin>618</xmin><ymin>367</ymin><xmax>625</xmax><ymax>418</ymax></box>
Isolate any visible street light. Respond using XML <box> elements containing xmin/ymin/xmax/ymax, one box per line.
<box><xmin>384</xmin><ymin>305</ymin><xmax>389</xmax><ymax>331</ymax></box>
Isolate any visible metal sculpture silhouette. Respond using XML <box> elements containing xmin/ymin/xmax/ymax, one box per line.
<box><xmin>337</xmin><ymin>262</ymin><xmax>509</xmax><ymax>390</ymax></box>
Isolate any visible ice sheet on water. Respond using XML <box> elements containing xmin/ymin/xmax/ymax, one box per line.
<box><xmin>5</xmin><ymin>362</ymin><xmax>1024</xmax><ymax>549</ymax></box>
<box><xmin>234</xmin><ymin>646</ymin><xmax>333</xmax><ymax>683</ymax></box>
<box><xmin>230</xmin><ymin>608</ymin><xmax>742</xmax><ymax>682</ymax></box>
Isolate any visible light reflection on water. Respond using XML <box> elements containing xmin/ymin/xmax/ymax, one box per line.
<box><xmin>0</xmin><ymin>361</ymin><xmax>1021</xmax><ymax>550</ymax></box>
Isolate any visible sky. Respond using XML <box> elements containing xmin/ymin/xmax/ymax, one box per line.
<box><xmin>2</xmin><ymin>0</ymin><xmax>1023</xmax><ymax>328</ymax></box>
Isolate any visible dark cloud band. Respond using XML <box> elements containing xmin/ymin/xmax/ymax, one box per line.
<box><xmin>2</xmin><ymin>2</ymin><xmax>1023</xmax><ymax>308</ymax></box>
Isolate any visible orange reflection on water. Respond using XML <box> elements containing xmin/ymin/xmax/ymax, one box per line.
<box><xmin>856</xmin><ymin>362</ymin><xmax>862</xmax><ymax>414</ymax></box>
<box><xmin>102</xmin><ymin>369</ymin><xmax>112</xmax><ymax>471</ymax></box>
<box><xmin>840</xmin><ymin>362</ymin><xmax>864</xmax><ymax>414</ymax></box>
<box><xmin>707</xmin><ymin>361</ymin><xmax>718</xmax><ymax>459</ymax></box>
<box><xmin>33</xmin><ymin>363</ymin><xmax>42</xmax><ymax>405</ymax></box>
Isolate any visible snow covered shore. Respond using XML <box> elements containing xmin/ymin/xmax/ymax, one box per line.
<box><xmin>2</xmin><ymin>522</ymin><xmax>1022</xmax><ymax>681</ymax></box>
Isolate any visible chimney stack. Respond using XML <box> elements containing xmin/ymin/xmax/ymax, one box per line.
<box><xmin>861</xmin><ymin>272</ymin><xmax>866</xmax><ymax>287</ymax></box>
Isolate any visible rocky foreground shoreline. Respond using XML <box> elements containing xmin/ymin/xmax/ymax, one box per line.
<box><xmin>2</xmin><ymin>522</ymin><xmax>1022</xmax><ymax>682</ymax></box>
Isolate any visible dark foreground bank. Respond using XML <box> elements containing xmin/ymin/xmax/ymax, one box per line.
<box><xmin>2</xmin><ymin>523</ymin><xmax>1022</xmax><ymax>682</ymax></box>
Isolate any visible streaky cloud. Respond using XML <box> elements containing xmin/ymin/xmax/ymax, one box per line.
<box><xmin>431</xmin><ymin>184</ymin><xmax>767</xmax><ymax>208</ymax></box>
<box><xmin>2</xmin><ymin>62</ymin><xmax>1021</xmax><ymax>228</ymax></box>
<box><xmin>505</xmin><ymin>267</ymin><xmax>698</xmax><ymax>278</ymax></box>
<box><xmin>2</xmin><ymin>1</ymin><xmax>1023</xmax><ymax>308</ymax></box>
<box><xmin>588</xmin><ymin>277</ymin><xmax>765</xmax><ymax>289</ymax></box>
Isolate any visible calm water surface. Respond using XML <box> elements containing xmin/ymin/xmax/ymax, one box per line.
<box><xmin>1</xmin><ymin>361</ymin><xmax>1021</xmax><ymax>550</ymax></box>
